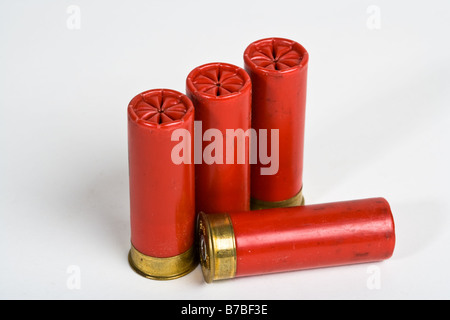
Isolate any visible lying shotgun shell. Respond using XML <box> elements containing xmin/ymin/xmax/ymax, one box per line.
<box><xmin>198</xmin><ymin>198</ymin><xmax>395</xmax><ymax>283</ymax></box>
<box><xmin>244</xmin><ymin>37</ymin><xmax>309</xmax><ymax>209</ymax></box>
<box><xmin>127</xmin><ymin>89</ymin><xmax>197</xmax><ymax>280</ymax></box>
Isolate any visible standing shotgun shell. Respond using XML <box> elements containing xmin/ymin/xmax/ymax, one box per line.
<box><xmin>127</xmin><ymin>89</ymin><xmax>197</xmax><ymax>280</ymax></box>
<box><xmin>198</xmin><ymin>198</ymin><xmax>396</xmax><ymax>283</ymax></box>
<box><xmin>186</xmin><ymin>62</ymin><xmax>252</xmax><ymax>214</ymax></box>
<box><xmin>244</xmin><ymin>37</ymin><xmax>308</xmax><ymax>210</ymax></box>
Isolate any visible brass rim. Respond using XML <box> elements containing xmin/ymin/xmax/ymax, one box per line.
<box><xmin>197</xmin><ymin>212</ymin><xmax>236</xmax><ymax>283</ymax></box>
<box><xmin>250</xmin><ymin>188</ymin><xmax>305</xmax><ymax>210</ymax></box>
<box><xmin>128</xmin><ymin>244</ymin><xmax>197</xmax><ymax>280</ymax></box>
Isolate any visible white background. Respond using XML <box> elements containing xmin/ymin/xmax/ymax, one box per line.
<box><xmin>1</xmin><ymin>0</ymin><xmax>449</xmax><ymax>300</ymax></box>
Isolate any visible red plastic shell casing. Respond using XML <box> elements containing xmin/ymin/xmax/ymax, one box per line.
<box><xmin>233</xmin><ymin>198</ymin><xmax>395</xmax><ymax>277</ymax></box>
<box><xmin>186</xmin><ymin>62</ymin><xmax>252</xmax><ymax>214</ymax></box>
<box><xmin>244</xmin><ymin>38</ymin><xmax>309</xmax><ymax>207</ymax></box>
<box><xmin>127</xmin><ymin>89</ymin><xmax>195</xmax><ymax>258</ymax></box>
<box><xmin>198</xmin><ymin>198</ymin><xmax>396</xmax><ymax>282</ymax></box>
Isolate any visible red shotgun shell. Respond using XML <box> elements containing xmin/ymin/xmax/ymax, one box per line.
<box><xmin>127</xmin><ymin>89</ymin><xmax>197</xmax><ymax>280</ymax></box>
<box><xmin>186</xmin><ymin>62</ymin><xmax>252</xmax><ymax>214</ymax></box>
<box><xmin>198</xmin><ymin>198</ymin><xmax>395</xmax><ymax>282</ymax></box>
<box><xmin>244</xmin><ymin>37</ymin><xmax>309</xmax><ymax>209</ymax></box>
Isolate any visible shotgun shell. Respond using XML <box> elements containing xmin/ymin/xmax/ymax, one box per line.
<box><xmin>186</xmin><ymin>62</ymin><xmax>252</xmax><ymax>214</ymax></box>
<box><xmin>127</xmin><ymin>89</ymin><xmax>197</xmax><ymax>280</ymax></box>
<box><xmin>198</xmin><ymin>198</ymin><xmax>396</xmax><ymax>283</ymax></box>
<box><xmin>244</xmin><ymin>37</ymin><xmax>309</xmax><ymax>210</ymax></box>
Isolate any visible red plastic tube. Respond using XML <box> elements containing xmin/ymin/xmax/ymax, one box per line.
<box><xmin>198</xmin><ymin>198</ymin><xmax>396</xmax><ymax>282</ymax></box>
<box><xmin>127</xmin><ymin>89</ymin><xmax>197</xmax><ymax>280</ymax></box>
<box><xmin>244</xmin><ymin>37</ymin><xmax>309</xmax><ymax>209</ymax></box>
<box><xmin>186</xmin><ymin>62</ymin><xmax>252</xmax><ymax>214</ymax></box>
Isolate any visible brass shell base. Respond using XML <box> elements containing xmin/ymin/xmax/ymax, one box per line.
<box><xmin>128</xmin><ymin>244</ymin><xmax>197</xmax><ymax>280</ymax></box>
<box><xmin>250</xmin><ymin>188</ymin><xmax>305</xmax><ymax>210</ymax></box>
<box><xmin>197</xmin><ymin>212</ymin><xmax>237</xmax><ymax>283</ymax></box>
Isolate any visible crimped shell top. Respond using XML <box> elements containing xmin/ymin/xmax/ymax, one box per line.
<box><xmin>244</xmin><ymin>37</ymin><xmax>308</xmax><ymax>73</ymax></box>
<box><xmin>186</xmin><ymin>62</ymin><xmax>251</xmax><ymax>99</ymax></box>
<box><xmin>128</xmin><ymin>89</ymin><xmax>194</xmax><ymax>127</ymax></box>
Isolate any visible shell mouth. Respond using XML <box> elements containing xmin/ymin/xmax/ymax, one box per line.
<box><xmin>187</xmin><ymin>63</ymin><xmax>250</xmax><ymax>98</ymax></box>
<box><xmin>244</xmin><ymin>38</ymin><xmax>307</xmax><ymax>71</ymax></box>
<box><xmin>129</xmin><ymin>89</ymin><xmax>191</xmax><ymax>125</ymax></box>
